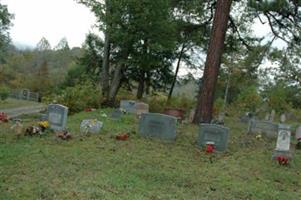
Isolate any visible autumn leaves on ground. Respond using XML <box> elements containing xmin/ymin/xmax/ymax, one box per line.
<box><xmin>0</xmin><ymin>107</ymin><xmax>300</xmax><ymax>200</ymax></box>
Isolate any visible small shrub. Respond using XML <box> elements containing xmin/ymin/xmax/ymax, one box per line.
<box><xmin>0</xmin><ymin>86</ymin><xmax>10</xmax><ymax>101</ymax></box>
<box><xmin>45</xmin><ymin>81</ymin><xmax>102</xmax><ymax>114</ymax></box>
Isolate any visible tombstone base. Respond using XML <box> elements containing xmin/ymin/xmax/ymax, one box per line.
<box><xmin>272</xmin><ymin>150</ymin><xmax>292</xmax><ymax>160</ymax></box>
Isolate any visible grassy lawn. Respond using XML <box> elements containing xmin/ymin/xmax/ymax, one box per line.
<box><xmin>0</xmin><ymin>98</ymin><xmax>43</xmax><ymax>110</ymax></box>
<box><xmin>0</xmin><ymin>109</ymin><xmax>300</xmax><ymax>199</ymax></box>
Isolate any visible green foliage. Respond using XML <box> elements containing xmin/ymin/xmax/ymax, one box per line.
<box><xmin>234</xmin><ymin>86</ymin><xmax>262</xmax><ymax>112</ymax></box>
<box><xmin>47</xmin><ymin>81</ymin><xmax>102</xmax><ymax>114</ymax></box>
<box><xmin>0</xmin><ymin>86</ymin><xmax>9</xmax><ymax>101</ymax></box>
<box><xmin>213</xmin><ymin>98</ymin><xmax>224</xmax><ymax>115</ymax></box>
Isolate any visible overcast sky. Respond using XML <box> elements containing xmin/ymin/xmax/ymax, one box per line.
<box><xmin>2</xmin><ymin>0</ymin><xmax>285</xmax><ymax>50</ymax></box>
<box><xmin>2</xmin><ymin>0</ymin><xmax>97</xmax><ymax>48</ymax></box>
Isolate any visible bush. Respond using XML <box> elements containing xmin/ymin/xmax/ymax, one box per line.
<box><xmin>232</xmin><ymin>86</ymin><xmax>262</xmax><ymax>113</ymax></box>
<box><xmin>45</xmin><ymin>81</ymin><xmax>102</xmax><ymax>114</ymax></box>
<box><xmin>0</xmin><ymin>86</ymin><xmax>10</xmax><ymax>101</ymax></box>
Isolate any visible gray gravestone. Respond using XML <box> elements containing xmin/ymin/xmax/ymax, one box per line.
<box><xmin>270</xmin><ymin>110</ymin><xmax>276</xmax><ymax>122</ymax></box>
<box><xmin>197</xmin><ymin>124</ymin><xmax>230</xmax><ymax>151</ymax></box>
<box><xmin>248</xmin><ymin>119</ymin><xmax>278</xmax><ymax>138</ymax></box>
<box><xmin>135</xmin><ymin>102</ymin><xmax>149</xmax><ymax>116</ymax></box>
<box><xmin>264</xmin><ymin>113</ymin><xmax>270</xmax><ymax>121</ymax></box>
<box><xmin>296</xmin><ymin>125</ymin><xmax>301</xmax><ymax>140</ymax></box>
<box><xmin>280</xmin><ymin>113</ymin><xmax>286</xmax><ymax>123</ymax></box>
<box><xmin>139</xmin><ymin>113</ymin><xmax>177</xmax><ymax>141</ymax></box>
<box><xmin>272</xmin><ymin>124</ymin><xmax>292</xmax><ymax>160</ymax></box>
<box><xmin>47</xmin><ymin>104</ymin><xmax>68</xmax><ymax>131</ymax></box>
<box><xmin>111</xmin><ymin>109</ymin><xmax>123</xmax><ymax>120</ymax></box>
<box><xmin>80</xmin><ymin>119</ymin><xmax>103</xmax><ymax>134</ymax></box>
<box><xmin>120</xmin><ymin>100</ymin><xmax>136</xmax><ymax>113</ymax></box>
<box><xmin>20</xmin><ymin>89</ymin><xmax>30</xmax><ymax>100</ymax></box>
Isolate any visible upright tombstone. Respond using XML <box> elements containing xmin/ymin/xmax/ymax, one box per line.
<box><xmin>135</xmin><ymin>102</ymin><xmax>149</xmax><ymax>116</ymax></box>
<box><xmin>296</xmin><ymin>125</ymin><xmax>301</xmax><ymax>150</ymax></box>
<box><xmin>189</xmin><ymin>109</ymin><xmax>196</xmax><ymax>123</ymax></box>
<box><xmin>197</xmin><ymin>124</ymin><xmax>230</xmax><ymax>151</ymax></box>
<box><xmin>270</xmin><ymin>110</ymin><xmax>276</xmax><ymax>122</ymax></box>
<box><xmin>280</xmin><ymin>113</ymin><xmax>286</xmax><ymax>123</ymax></box>
<box><xmin>139</xmin><ymin>113</ymin><xmax>177</xmax><ymax>141</ymax></box>
<box><xmin>47</xmin><ymin>104</ymin><xmax>68</xmax><ymax>131</ymax></box>
<box><xmin>272</xmin><ymin>124</ymin><xmax>292</xmax><ymax>160</ymax></box>
<box><xmin>248</xmin><ymin>119</ymin><xmax>278</xmax><ymax>138</ymax></box>
<box><xmin>120</xmin><ymin>100</ymin><xmax>136</xmax><ymax>114</ymax></box>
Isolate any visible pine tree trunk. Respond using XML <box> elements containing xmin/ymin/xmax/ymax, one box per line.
<box><xmin>193</xmin><ymin>0</ymin><xmax>232</xmax><ymax>124</ymax></box>
<box><xmin>168</xmin><ymin>44</ymin><xmax>185</xmax><ymax>101</ymax></box>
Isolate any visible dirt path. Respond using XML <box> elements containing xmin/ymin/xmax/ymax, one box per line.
<box><xmin>0</xmin><ymin>105</ymin><xmax>47</xmax><ymax>118</ymax></box>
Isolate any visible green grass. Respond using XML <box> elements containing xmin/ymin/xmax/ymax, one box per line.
<box><xmin>0</xmin><ymin>109</ymin><xmax>300</xmax><ymax>199</ymax></box>
<box><xmin>0</xmin><ymin>98</ymin><xmax>43</xmax><ymax>109</ymax></box>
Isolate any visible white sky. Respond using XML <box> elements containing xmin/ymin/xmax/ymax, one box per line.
<box><xmin>2</xmin><ymin>0</ymin><xmax>97</xmax><ymax>48</ymax></box>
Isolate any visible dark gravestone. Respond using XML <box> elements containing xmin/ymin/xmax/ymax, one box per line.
<box><xmin>248</xmin><ymin>119</ymin><xmax>278</xmax><ymax>138</ymax></box>
<box><xmin>120</xmin><ymin>100</ymin><xmax>136</xmax><ymax>113</ymax></box>
<box><xmin>139</xmin><ymin>113</ymin><xmax>177</xmax><ymax>141</ymax></box>
<box><xmin>48</xmin><ymin>104</ymin><xmax>68</xmax><ymax>131</ymax></box>
<box><xmin>197</xmin><ymin>124</ymin><xmax>230</xmax><ymax>151</ymax></box>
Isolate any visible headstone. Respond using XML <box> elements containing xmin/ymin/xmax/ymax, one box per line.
<box><xmin>272</xmin><ymin>124</ymin><xmax>292</xmax><ymax>160</ymax></box>
<box><xmin>189</xmin><ymin>109</ymin><xmax>195</xmax><ymax>123</ymax></box>
<box><xmin>120</xmin><ymin>100</ymin><xmax>136</xmax><ymax>113</ymax></box>
<box><xmin>270</xmin><ymin>110</ymin><xmax>276</xmax><ymax>122</ymax></box>
<box><xmin>111</xmin><ymin>109</ymin><xmax>123</xmax><ymax>120</ymax></box>
<box><xmin>135</xmin><ymin>102</ymin><xmax>149</xmax><ymax>116</ymax></box>
<box><xmin>47</xmin><ymin>104</ymin><xmax>68</xmax><ymax>131</ymax></box>
<box><xmin>248</xmin><ymin>119</ymin><xmax>278</xmax><ymax>138</ymax></box>
<box><xmin>80</xmin><ymin>119</ymin><xmax>103</xmax><ymax>134</ymax></box>
<box><xmin>240</xmin><ymin>112</ymin><xmax>254</xmax><ymax>124</ymax></box>
<box><xmin>40</xmin><ymin>114</ymin><xmax>48</xmax><ymax>121</ymax></box>
<box><xmin>197</xmin><ymin>124</ymin><xmax>230</xmax><ymax>152</ymax></box>
<box><xmin>139</xmin><ymin>113</ymin><xmax>177</xmax><ymax>141</ymax></box>
<box><xmin>296</xmin><ymin>125</ymin><xmax>301</xmax><ymax>140</ymax></box>
<box><xmin>280</xmin><ymin>113</ymin><xmax>286</xmax><ymax>123</ymax></box>
<box><xmin>264</xmin><ymin>113</ymin><xmax>270</xmax><ymax>121</ymax></box>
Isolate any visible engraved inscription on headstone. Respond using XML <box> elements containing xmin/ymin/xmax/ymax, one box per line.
<box><xmin>139</xmin><ymin>113</ymin><xmax>177</xmax><ymax>141</ymax></box>
<box><xmin>47</xmin><ymin>104</ymin><xmax>68</xmax><ymax>131</ymax></box>
<box><xmin>120</xmin><ymin>100</ymin><xmax>136</xmax><ymax>113</ymax></box>
<box><xmin>197</xmin><ymin>124</ymin><xmax>230</xmax><ymax>151</ymax></box>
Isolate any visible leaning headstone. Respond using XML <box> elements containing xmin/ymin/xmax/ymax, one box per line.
<box><xmin>270</xmin><ymin>110</ymin><xmax>276</xmax><ymax>122</ymax></box>
<box><xmin>47</xmin><ymin>104</ymin><xmax>68</xmax><ymax>131</ymax></box>
<box><xmin>280</xmin><ymin>113</ymin><xmax>286</xmax><ymax>123</ymax></box>
<box><xmin>272</xmin><ymin>124</ymin><xmax>292</xmax><ymax>160</ymax></box>
<box><xmin>80</xmin><ymin>119</ymin><xmax>103</xmax><ymax>134</ymax></box>
<box><xmin>135</xmin><ymin>102</ymin><xmax>149</xmax><ymax>116</ymax></box>
<box><xmin>120</xmin><ymin>100</ymin><xmax>136</xmax><ymax>113</ymax></box>
<box><xmin>139</xmin><ymin>113</ymin><xmax>177</xmax><ymax>141</ymax></box>
<box><xmin>197</xmin><ymin>124</ymin><xmax>230</xmax><ymax>152</ymax></box>
<box><xmin>248</xmin><ymin>119</ymin><xmax>278</xmax><ymax>138</ymax></box>
<box><xmin>111</xmin><ymin>109</ymin><xmax>123</xmax><ymax>120</ymax></box>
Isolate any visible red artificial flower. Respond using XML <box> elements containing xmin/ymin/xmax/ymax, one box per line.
<box><xmin>116</xmin><ymin>133</ymin><xmax>129</xmax><ymax>141</ymax></box>
<box><xmin>0</xmin><ymin>112</ymin><xmax>9</xmax><ymax>122</ymax></box>
<box><xmin>276</xmin><ymin>156</ymin><xmax>289</xmax><ymax>165</ymax></box>
<box><xmin>85</xmin><ymin>108</ymin><xmax>92</xmax><ymax>112</ymax></box>
<box><xmin>206</xmin><ymin>144</ymin><xmax>215</xmax><ymax>154</ymax></box>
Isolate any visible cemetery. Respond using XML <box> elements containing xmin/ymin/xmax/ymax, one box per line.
<box><xmin>0</xmin><ymin>0</ymin><xmax>301</xmax><ymax>199</ymax></box>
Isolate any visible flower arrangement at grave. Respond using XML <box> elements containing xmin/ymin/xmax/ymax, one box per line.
<box><xmin>38</xmin><ymin>121</ymin><xmax>49</xmax><ymax>131</ymax></box>
<box><xmin>296</xmin><ymin>138</ymin><xmax>301</xmax><ymax>150</ymax></box>
<box><xmin>205</xmin><ymin>142</ymin><xmax>215</xmax><ymax>154</ymax></box>
<box><xmin>276</xmin><ymin>156</ymin><xmax>289</xmax><ymax>165</ymax></box>
<box><xmin>0</xmin><ymin>112</ymin><xmax>9</xmax><ymax>122</ymax></box>
<box><xmin>116</xmin><ymin>133</ymin><xmax>129</xmax><ymax>141</ymax></box>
